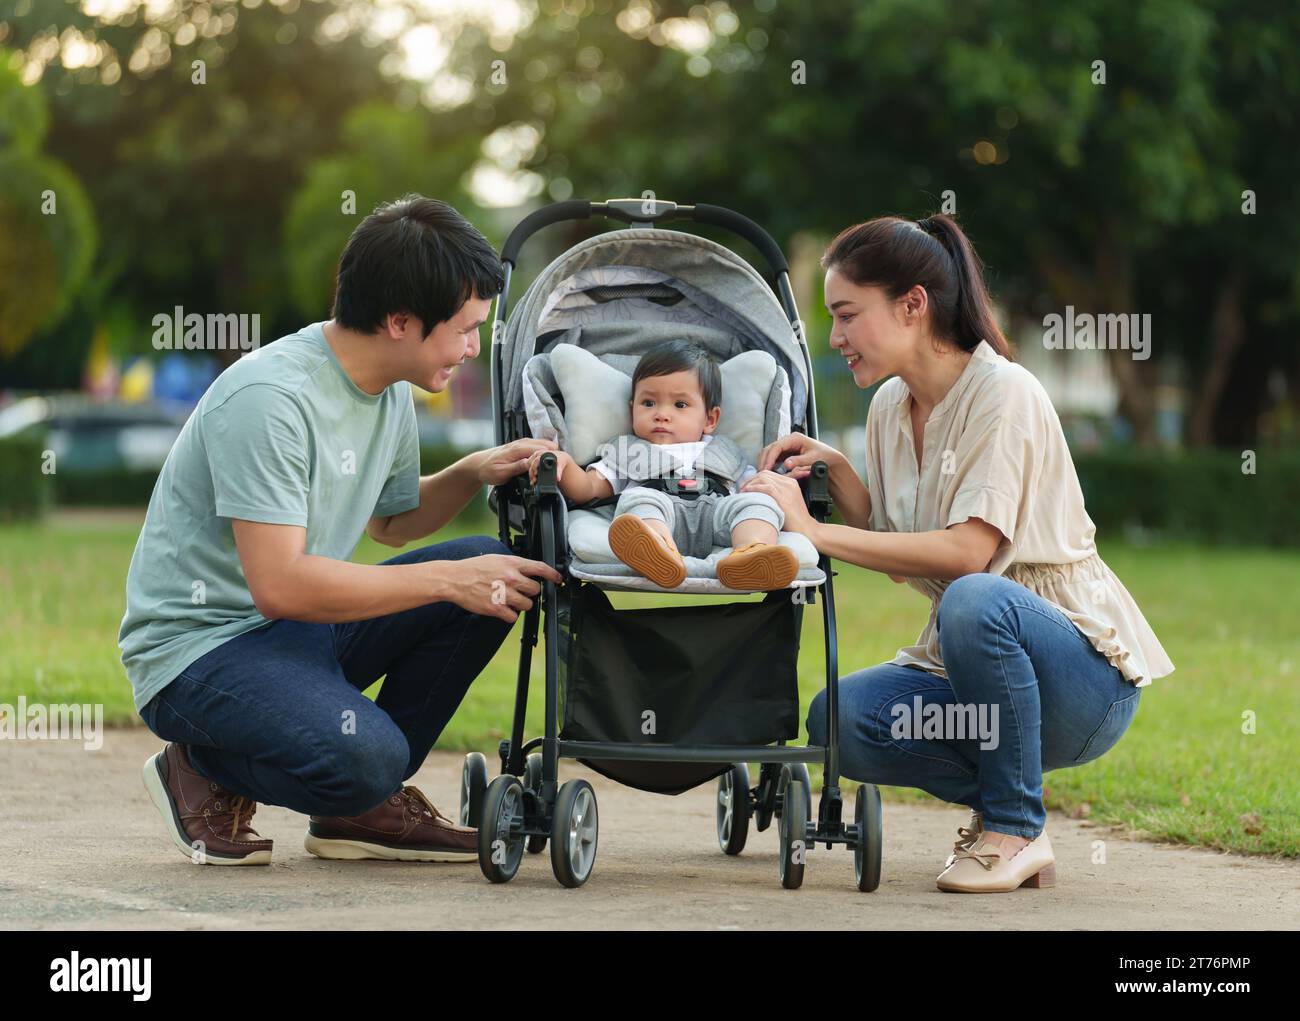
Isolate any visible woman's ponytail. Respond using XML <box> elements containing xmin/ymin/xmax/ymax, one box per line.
<box><xmin>822</xmin><ymin>213</ymin><xmax>1012</xmax><ymax>361</ymax></box>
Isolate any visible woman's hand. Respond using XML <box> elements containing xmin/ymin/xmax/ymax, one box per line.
<box><xmin>477</xmin><ymin>438</ymin><xmax>559</xmax><ymax>486</ymax></box>
<box><xmin>755</xmin><ymin>432</ymin><xmax>844</xmax><ymax>480</ymax></box>
<box><xmin>739</xmin><ymin>470</ymin><xmax>818</xmax><ymax>537</ymax></box>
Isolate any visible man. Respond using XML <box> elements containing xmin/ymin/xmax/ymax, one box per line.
<box><xmin>118</xmin><ymin>194</ymin><xmax>560</xmax><ymax>866</ymax></box>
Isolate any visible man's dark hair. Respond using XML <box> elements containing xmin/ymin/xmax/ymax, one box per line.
<box><xmin>631</xmin><ymin>340</ymin><xmax>722</xmax><ymax>410</ymax></box>
<box><xmin>331</xmin><ymin>194</ymin><xmax>505</xmax><ymax>339</ymax></box>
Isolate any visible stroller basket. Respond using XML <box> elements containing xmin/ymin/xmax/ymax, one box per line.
<box><xmin>558</xmin><ymin>586</ymin><xmax>803</xmax><ymax>794</ymax></box>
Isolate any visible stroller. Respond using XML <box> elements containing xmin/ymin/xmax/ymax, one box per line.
<box><xmin>458</xmin><ymin>199</ymin><xmax>882</xmax><ymax>890</ymax></box>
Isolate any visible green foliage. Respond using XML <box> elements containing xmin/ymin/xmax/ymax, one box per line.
<box><xmin>0</xmin><ymin>434</ymin><xmax>53</xmax><ymax>521</ymax></box>
<box><xmin>1074</xmin><ymin>449</ymin><xmax>1300</xmax><ymax>546</ymax></box>
<box><xmin>283</xmin><ymin>102</ymin><xmax>489</xmax><ymax>321</ymax></box>
<box><xmin>0</xmin><ymin>54</ymin><xmax>97</xmax><ymax>359</ymax></box>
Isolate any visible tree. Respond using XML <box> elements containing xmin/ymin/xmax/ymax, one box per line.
<box><xmin>0</xmin><ymin>53</ymin><xmax>96</xmax><ymax>364</ymax></box>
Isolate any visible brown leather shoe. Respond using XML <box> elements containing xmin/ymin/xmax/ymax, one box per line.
<box><xmin>304</xmin><ymin>785</ymin><xmax>476</xmax><ymax>862</ymax></box>
<box><xmin>142</xmin><ymin>743</ymin><xmax>272</xmax><ymax>865</ymax></box>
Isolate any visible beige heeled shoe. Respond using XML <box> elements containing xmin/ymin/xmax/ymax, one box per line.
<box><xmin>943</xmin><ymin>810</ymin><xmax>984</xmax><ymax>870</ymax></box>
<box><xmin>936</xmin><ymin>831</ymin><xmax>1056</xmax><ymax>893</ymax></box>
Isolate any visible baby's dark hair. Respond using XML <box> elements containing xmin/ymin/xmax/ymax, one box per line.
<box><xmin>631</xmin><ymin>340</ymin><xmax>722</xmax><ymax>409</ymax></box>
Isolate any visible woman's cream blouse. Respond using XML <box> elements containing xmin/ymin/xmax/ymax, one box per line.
<box><xmin>864</xmin><ymin>339</ymin><xmax>1174</xmax><ymax>687</ymax></box>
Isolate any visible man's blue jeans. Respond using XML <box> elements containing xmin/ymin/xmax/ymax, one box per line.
<box><xmin>140</xmin><ymin>535</ymin><xmax>515</xmax><ymax>817</ymax></box>
<box><xmin>807</xmin><ymin>573</ymin><xmax>1141</xmax><ymax>838</ymax></box>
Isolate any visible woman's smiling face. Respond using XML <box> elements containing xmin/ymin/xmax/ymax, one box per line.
<box><xmin>824</xmin><ymin>266</ymin><xmax>917</xmax><ymax>388</ymax></box>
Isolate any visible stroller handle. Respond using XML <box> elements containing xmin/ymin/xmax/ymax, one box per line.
<box><xmin>499</xmin><ymin>198</ymin><xmax>790</xmax><ymax>277</ymax></box>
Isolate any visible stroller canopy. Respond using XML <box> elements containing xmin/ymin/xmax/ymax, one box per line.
<box><xmin>500</xmin><ymin>228</ymin><xmax>809</xmax><ymax>432</ymax></box>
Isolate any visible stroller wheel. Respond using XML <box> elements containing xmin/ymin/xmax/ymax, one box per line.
<box><xmin>775</xmin><ymin>763</ymin><xmax>812</xmax><ymax>824</ymax></box>
<box><xmin>778</xmin><ymin>780</ymin><xmax>809</xmax><ymax>890</ymax></box>
<box><xmin>524</xmin><ymin>753</ymin><xmax>548</xmax><ymax>854</ymax></box>
<box><xmin>551</xmin><ymin>779</ymin><xmax>599</xmax><ymax>888</ymax></box>
<box><xmin>460</xmin><ymin>752</ymin><xmax>488</xmax><ymax>828</ymax></box>
<box><xmin>716</xmin><ymin>763</ymin><xmax>751</xmax><ymax>856</ymax></box>
<box><xmin>854</xmin><ymin>783</ymin><xmax>883</xmax><ymax>892</ymax></box>
<box><xmin>478</xmin><ymin>776</ymin><xmax>525</xmax><ymax>884</ymax></box>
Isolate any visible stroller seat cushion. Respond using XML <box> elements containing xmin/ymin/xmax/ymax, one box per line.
<box><xmin>525</xmin><ymin>340</ymin><xmax>790</xmax><ymax>468</ymax></box>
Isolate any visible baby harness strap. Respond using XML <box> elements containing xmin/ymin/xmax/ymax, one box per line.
<box><xmin>578</xmin><ymin>432</ymin><xmax>748</xmax><ymax>509</ymax></box>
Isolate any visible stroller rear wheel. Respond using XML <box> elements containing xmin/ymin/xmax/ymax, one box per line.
<box><xmin>478</xmin><ymin>775</ymin><xmax>526</xmax><ymax>883</ymax></box>
<box><xmin>551</xmin><ymin>779</ymin><xmax>599</xmax><ymax>888</ymax></box>
<box><xmin>778</xmin><ymin>780</ymin><xmax>809</xmax><ymax>890</ymax></box>
<box><xmin>775</xmin><ymin>763</ymin><xmax>812</xmax><ymax>824</ymax></box>
<box><xmin>459</xmin><ymin>752</ymin><xmax>488</xmax><ymax>828</ymax></box>
<box><xmin>853</xmin><ymin>783</ymin><xmax>883</xmax><ymax>892</ymax></box>
<box><xmin>524</xmin><ymin>753</ymin><xmax>548</xmax><ymax>854</ymax></box>
<box><xmin>716</xmin><ymin>763</ymin><xmax>751</xmax><ymax>855</ymax></box>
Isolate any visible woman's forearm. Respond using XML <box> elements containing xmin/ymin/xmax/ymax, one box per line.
<box><xmin>827</xmin><ymin>454</ymin><xmax>871</xmax><ymax>531</ymax></box>
<box><xmin>809</xmin><ymin>521</ymin><xmax>973</xmax><ymax>580</ymax></box>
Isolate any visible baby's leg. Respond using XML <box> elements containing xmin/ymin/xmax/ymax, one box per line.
<box><xmin>714</xmin><ymin>493</ymin><xmax>796</xmax><ymax>591</ymax></box>
<box><xmin>608</xmin><ymin>487</ymin><xmax>687</xmax><ymax>588</ymax></box>
<box><xmin>714</xmin><ymin>492</ymin><xmax>784</xmax><ymax>549</ymax></box>
<box><xmin>613</xmin><ymin>487</ymin><xmax>679</xmax><ymax>549</ymax></box>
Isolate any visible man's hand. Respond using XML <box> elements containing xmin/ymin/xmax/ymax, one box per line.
<box><xmin>441</xmin><ymin>553</ymin><xmax>564</xmax><ymax>623</ymax></box>
<box><xmin>477</xmin><ymin>438</ymin><xmax>559</xmax><ymax>487</ymax></box>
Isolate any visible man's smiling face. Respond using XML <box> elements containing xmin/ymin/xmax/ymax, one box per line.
<box><xmin>393</xmin><ymin>294</ymin><xmax>491</xmax><ymax>393</ymax></box>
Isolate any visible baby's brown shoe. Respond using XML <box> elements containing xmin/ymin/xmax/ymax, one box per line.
<box><xmin>608</xmin><ymin>513</ymin><xmax>688</xmax><ymax>588</ymax></box>
<box><xmin>717</xmin><ymin>541</ymin><xmax>799</xmax><ymax>591</ymax></box>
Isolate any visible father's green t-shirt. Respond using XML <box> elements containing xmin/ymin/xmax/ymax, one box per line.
<box><xmin>118</xmin><ymin>321</ymin><xmax>421</xmax><ymax>713</ymax></box>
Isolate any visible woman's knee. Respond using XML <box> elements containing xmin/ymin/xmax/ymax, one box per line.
<box><xmin>806</xmin><ymin>689</ymin><xmax>828</xmax><ymax>745</ymax></box>
<box><xmin>936</xmin><ymin>573</ymin><xmax>1019</xmax><ymax>641</ymax></box>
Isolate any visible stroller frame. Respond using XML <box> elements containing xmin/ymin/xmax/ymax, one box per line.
<box><xmin>461</xmin><ymin>199</ymin><xmax>882</xmax><ymax>890</ymax></box>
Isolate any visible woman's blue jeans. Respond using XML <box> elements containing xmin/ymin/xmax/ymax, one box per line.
<box><xmin>807</xmin><ymin>573</ymin><xmax>1141</xmax><ymax>838</ymax></box>
<box><xmin>140</xmin><ymin>535</ymin><xmax>515</xmax><ymax>818</ymax></box>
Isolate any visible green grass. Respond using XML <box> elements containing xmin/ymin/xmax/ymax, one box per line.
<box><xmin>1</xmin><ymin>510</ymin><xmax>1296</xmax><ymax>857</ymax></box>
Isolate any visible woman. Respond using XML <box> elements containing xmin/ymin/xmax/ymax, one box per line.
<box><xmin>740</xmin><ymin>214</ymin><xmax>1174</xmax><ymax>893</ymax></box>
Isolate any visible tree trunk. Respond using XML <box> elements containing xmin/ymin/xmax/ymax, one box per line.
<box><xmin>1186</xmin><ymin>269</ymin><xmax>1246</xmax><ymax>447</ymax></box>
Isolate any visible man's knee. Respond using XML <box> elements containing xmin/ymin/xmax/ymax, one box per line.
<box><xmin>456</xmin><ymin>534</ymin><xmax>512</xmax><ymax>559</ymax></box>
<box><xmin>304</xmin><ymin>725</ymin><xmax>410</xmax><ymax>817</ymax></box>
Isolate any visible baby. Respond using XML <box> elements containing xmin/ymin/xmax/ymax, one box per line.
<box><xmin>527</xmin><ymin>340</ymin><xmax>799</xmax><ymax>591</ymax></box>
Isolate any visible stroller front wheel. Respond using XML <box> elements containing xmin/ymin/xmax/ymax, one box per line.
<box><xmin>478</xmin><ymin>775</ymin><xmax>526</xmax><ymax>883</ymax></box>
<box><xmin>551</xmin><ymin>779</ymin><xmax>599</xmax><ymax>888</ymax></box>
<box><xmin>459</xmin><ymin>752</ymin><xmax>488</xmax><ymax>828</ymax></box>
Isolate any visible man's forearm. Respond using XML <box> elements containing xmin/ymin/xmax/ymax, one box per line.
<box><xmin>260</xmin><ymin>553</ymin><xmax>454</xmax><ymax>623</ymax></box>
<box><xmin>375</xmin><ymin>450</ymin><xmax>489</xmax><ymax>546</ymax></box>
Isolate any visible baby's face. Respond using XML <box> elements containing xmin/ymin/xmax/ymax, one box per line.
<box><xmin>631</xmin><ymin>370</ymin><xmax>720</xmax><ymax>445</ymax></box>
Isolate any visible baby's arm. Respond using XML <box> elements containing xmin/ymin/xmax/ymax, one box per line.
<box><xmin>527</xmin><ymin>450</ymin><xmax>614</xmax><ymax>503</ymax></box>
